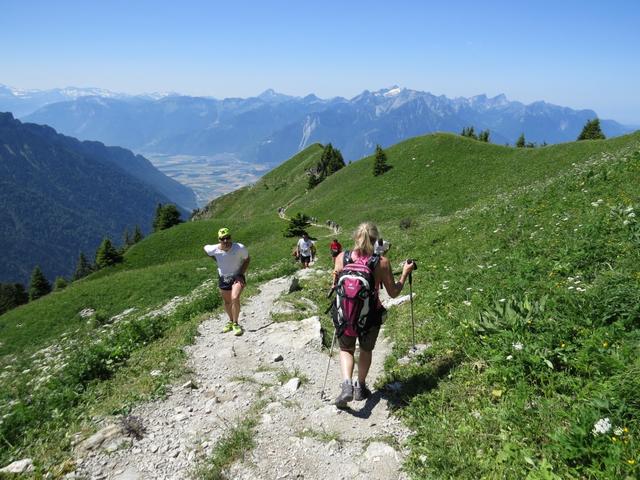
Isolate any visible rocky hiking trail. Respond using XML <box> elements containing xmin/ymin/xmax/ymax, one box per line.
<box><xmin>73</xmin><ymin>268</ymin><xmax>411</xmax><ymax>480</ymax></box>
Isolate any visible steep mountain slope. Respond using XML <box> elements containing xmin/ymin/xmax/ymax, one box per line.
<box><xmin>0</xmin><ymin>112</ymin><xmax>191</xmax><ymax>283</ymax></box>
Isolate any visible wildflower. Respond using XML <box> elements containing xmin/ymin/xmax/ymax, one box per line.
<box><xmin>463</xmin><ymin>300</ymin><xmax>471</xmax><ymax>306</ymax></box>
<box><xmin>614</xmin><ymin>427</ymin><xmax>624</xmax><ymax>436</ymax></box>
<box><xmin>592</xmin><ymin>417</ymin><xmax>612</xmax><ymax>436</ymax></box>
<box><xmin>628</xmin><ymin>459</ymin><xmax>636</xmax><ymax>465</ymax></box>
<box><xmin>466</xmin><ymin>287</ymin><xmax>472</xmax><ymax>291</ymax></box>
<box><xmin>512</xmin><ymin>342</ymin><xmax>523</xmax><ymax>351</ymax></box>
<box><xmin>499</xmin><ymin>298</ymin><xmax>506</xmax><ymax>303</ymax></box>
<box><xmin>560</xmin><ymin>342</ymin><xmax>566</xmax><ymax>348</ymax></box>
<box><xmin>506</xmin><ymin>355</ymin><xmax>513</xmax><ymax>360</ymax></box>
<box><xmin>629</xmin><ymin>212</ymin><xmax>636</xmax><ymax>218</ymax></box>
<box><xmin>602</xmin><ymin>341</ymin><xmax>609</xmax><ymax>348</ymax></box>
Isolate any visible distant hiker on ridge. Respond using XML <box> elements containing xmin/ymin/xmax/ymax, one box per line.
<box><xmin>331</xmin><ymin>222</ymin><xmax>415</xmax><ymax>408</ymax></box>
<box><xmin>204</xmin><ymin>227</ymin><xmax>250</xmax><ymax>336</ymax></box>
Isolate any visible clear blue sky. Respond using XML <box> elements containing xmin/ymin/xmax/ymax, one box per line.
<box><xmin>2</xmin><ymin>0</ymin><xmax>639</xmax><ymax>123</ymax></box>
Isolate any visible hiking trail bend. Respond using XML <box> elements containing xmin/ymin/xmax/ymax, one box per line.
<box><xmin>74</xmin><ymin>268</ymin><xmax>410</xmax><ymax>480</ymax></box>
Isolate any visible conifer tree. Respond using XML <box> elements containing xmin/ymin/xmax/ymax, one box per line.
<box><xmin>54</xmin><ymin>276</ymin><xmax>68</xmax><ymax>291</ymax></box>
<box><xmin>577</xmin><ymin>118</ymin><xmax>606</xmax><ymax>140</ymax></box>
<box><xmin>307</xmin><ymin>143</ymin><xmax>345</xmax><ymax>189</ymax></box>
<box><xmin>0</xmin><ymin>283</ymin><xmax>28</xmax><ymax>315</ymax></box>
<box><xmin>29</xmin><ymin>266</ymin><xmax>51</xmax><ymax>301</ymax></box>
<box><xmin>95</xmin><ymin>238</ymin><xmax>123</xmax><ymax>269</ymax></box>
<box><xmin>516</xmin><ymin>133</ymin><xmax>526</xmax><ymax>148</ymax></box>
<box><xmin>73</xmin><ymin>252</ymin><xmax>93</xmax><ymax>280</ymax></box>
<box><xmin>478</xmin><ymin>130</ymin><xmax>491</xmax><ymax>142</ymax></box>
<box><xmin>461</xmin><ymin>126</ymin><xmax>478</xmax><ymax>140</ymax></box>
<box><xmin>153</xmin><ymin>204</ymin><xmax>182</xmax><ymax>232</ymax></box>
<box><xmin>326</xmin><ymin>146</ymin><xmax>345</xmax><ymax>175</ymax></box>
<box><xmin>133</xmin><ymin>225</ymin><xmax>144</xmax><ymax>244</ymax></box>
<box><xmin>284</xmin><ymin>213</ymin><xmax>311</xmax><ymax>237</ymax></box>
<box><xmin>373</xmin><ymin>145</ymin><xmax>391</xmax><ymax>176</ymax></box>
<box><xmin>123</xmin><ymin>228</ymin><xmax>133</xmax><ymax>247</ymax></box>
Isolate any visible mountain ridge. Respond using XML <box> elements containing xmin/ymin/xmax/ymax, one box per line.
<box><xmin>0</xmin><ymin>112</ymin><xmax>192</xmax><ymax>283</ymax></box>
<box><xmin>9</xmin><ymin>84</ymin><xmax>630</xmax><ymax>166</ymax></box>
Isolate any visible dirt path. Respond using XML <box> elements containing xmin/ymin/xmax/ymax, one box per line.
<box><xmin>73</xmin><ymin>269</ymin><xmax>409</xmax><ymax>480</ymax></box>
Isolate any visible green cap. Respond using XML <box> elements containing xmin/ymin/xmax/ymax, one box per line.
<box><xmin>218</xmin><ymin>227</ymin><xmax>230</xmax><ymax>239</ymax></box>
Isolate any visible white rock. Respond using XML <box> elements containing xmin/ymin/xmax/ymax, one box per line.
<box><xmin>0</xmin><ymin>458</ymin><xmax>34</xmax><ymax>473</ymax></box>
<box><xmin>364</xmin><ymin>441</ymin><xmax>398</xmax><ymax>461</ymax></box>
<box><xmin>282</xmin><ymin>377</ymin><xmax>301</xmax><ymax>394</ymax></box>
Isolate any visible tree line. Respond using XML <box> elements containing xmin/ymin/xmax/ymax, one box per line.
<box><xmin>0</xmin><ymin>203</ymin><xmax>183</xmax><ymax>315</ymax></box>
<box><xmin>460</xmin><ymin>118</ymin><xmax>605</xmax><ymax>147</ymax></box>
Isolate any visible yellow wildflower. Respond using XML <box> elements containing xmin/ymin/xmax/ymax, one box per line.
<box><xmin>628</xmin><ymin>459</ymin><xmax>636</xmax><ymax>465</ymax></box>
<box><xmin>602</xmin><ymin>341</ymin><xmax>609</xmax><ymax>348</ymax></box>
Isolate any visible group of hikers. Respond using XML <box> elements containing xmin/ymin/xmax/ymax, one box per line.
<box><xmin>203</xmin><ymin>222</ymin><xmax>415</xmax><ymax>408</ymax></box>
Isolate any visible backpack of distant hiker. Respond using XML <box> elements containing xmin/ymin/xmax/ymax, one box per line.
<box><xmin>331</xmin><ymin>250</ymin><xmax>382</xmax><ymax>338</ymax></box>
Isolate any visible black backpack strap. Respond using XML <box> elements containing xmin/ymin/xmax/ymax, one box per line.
<box><xmin>367</xmin><ymin>253</ymin><xmax>380</xmax><ymax>270</ymax></box>
<box><xmin>343</xmin><ymin>250</ymin><xmax>353</xmax><ymax>265</ymax></box>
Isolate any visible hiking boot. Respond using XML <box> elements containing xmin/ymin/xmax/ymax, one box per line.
<box><xmin>354</xmin><ymin>381</ymin><xmax>371</xmax><ymax>401</ymax></box>
<box><xmin>232</xmin><ymin>324</ymin><xmax>244</xmax><ymax>336</ymax></box>
<box><xmin>222</xmin><ymin>322</ymin><xmax>234</xmax><ymax>333</ymax></box>
<box><xmin>334</xmin><ymin>379</ymin><xmax>353</xmax><ymax>408</ymax></box>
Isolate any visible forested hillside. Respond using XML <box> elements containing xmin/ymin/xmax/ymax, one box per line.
<box><xmin>0</xmin><ymin>112</ymin><xmax>189</xmax><ymax>284</ymax></box>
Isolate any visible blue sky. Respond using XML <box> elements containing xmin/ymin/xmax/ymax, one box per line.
<box><xmin>1</xmin><ymin>0</ymin><xmax>639</xmax><ymax>123</ymax></box>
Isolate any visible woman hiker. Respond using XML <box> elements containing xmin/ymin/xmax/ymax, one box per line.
<box><xmin>204</xmin><ymin>227</ymin><xmax>250</xmax><ymax>336</ymax></box>
<box><xmin>332</xmin><ymin>222</ymin><xmax>415</xmax><ymax>407</ymax></box>
<box><xmin>329</xmin><ymin>238</ymin><xmax>342</xmax><ymax>264</ymax></box>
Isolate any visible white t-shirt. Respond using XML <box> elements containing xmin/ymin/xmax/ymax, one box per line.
<box><xmin>297</xmin><ymin>238</ymin><xmax>315</xmax><ymax>257</ymax></box>
<box><xmin>204</xmin><ymin>242</ymin><xmax>249</xmax><ymax>277</ymax></box>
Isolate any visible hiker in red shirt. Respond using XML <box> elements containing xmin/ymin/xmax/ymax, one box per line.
<box><xmin>329</xmin><ymin>238</ymin><xmax>342</xmax><ymax>264</ymax></box>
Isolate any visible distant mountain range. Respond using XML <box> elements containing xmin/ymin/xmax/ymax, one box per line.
<box><xmin>0</xmin><ymin>112</ymin><xmax>193</xmax><ymax>284</ymax></box>
<box><xmin>2</xmin><ymin>84</ymin><xmax>632</xmax><ymax>168</ymax></box>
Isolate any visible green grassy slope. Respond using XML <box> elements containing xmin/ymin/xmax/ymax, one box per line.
<box><xmin>202</xmin><ymin>131</ymin><xmax>640</xmax><ymax>478</ymax></box>
<box><xmin>377</xmin><ymin>143</ymin><xmax>640</xmax><ymax>479</ymax></box>
<box><xmin>2</xmin><ymin>131</ymin><xmax>639</xmax><ymax>476</ymax></box>
<box><xmin>198</xmin><ymin>143</ymin><xmax>324</xmax><ymax>220</ymax></box>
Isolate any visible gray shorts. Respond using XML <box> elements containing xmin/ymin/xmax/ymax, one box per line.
<box><xmin>338</xmin><ymin>325</ymin><xmax>381</xmax><ymax>352</ymax></box>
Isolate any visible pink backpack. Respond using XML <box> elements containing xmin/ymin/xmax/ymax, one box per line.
<box><xmin>332</xmin><ymin>251</ymin><xmax>381</xmax><ymax>338</ymax></box>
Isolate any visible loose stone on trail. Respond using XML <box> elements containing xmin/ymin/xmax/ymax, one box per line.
<box><xmin>71</xmin><ymin>272</ymin><xmax>409</xmax><ymax>479</ymax></box>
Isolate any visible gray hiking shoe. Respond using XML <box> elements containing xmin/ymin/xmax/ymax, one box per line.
<box><xmin>354</xmin><ymin>381</ymin><xmax>371</xmax><ymax>401</ymax></box>
<box><xmin>334</xmin><ymin>380</ymin><xmax>353</xmax><ymax>408</ymax></box>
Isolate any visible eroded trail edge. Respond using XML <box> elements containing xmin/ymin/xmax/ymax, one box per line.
<box><xmin>75</xmin><ymin>269</ymin><xmax>409</xmax><ymax>480</ymax></box>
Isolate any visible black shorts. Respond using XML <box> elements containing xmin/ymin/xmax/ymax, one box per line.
<box><xmin>218</xmin><ymin>274</ymin><xmax>246</xmax><ymax>291</ymax></box>
<box><xmin>299</xmin><ymin>255</ymin><xmax>311</xmax><ymax>264</ymax></box>
<box><xmin>331</xmin><ymin>250</ymin><xmax>340</xmax><ymax>258</ymax></box>
<box><xmin>338</xmin><ymin>325</ymin><xmax>381</xmax><ymax>352</ymax></box>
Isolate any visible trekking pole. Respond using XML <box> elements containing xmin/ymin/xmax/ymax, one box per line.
<box><xmin>320</xmin><ymin>330</ymin><xmax>337</xmax><ymax>400</ymax></box>
<box><xmin>407</xmin><ymin>259</ymin><xmax>418</xmax><ymax>351</ymax></box>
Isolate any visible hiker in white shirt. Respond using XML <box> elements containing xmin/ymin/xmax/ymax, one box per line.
<box><xmin>296</xmin><ymin>232</ymin><xmax>315</xmax><ymax>268</ymax></box>
<box><xmin>203</xmin><ymin>227</ymin><xmax>250</xmax><ymax>336</ymax></box>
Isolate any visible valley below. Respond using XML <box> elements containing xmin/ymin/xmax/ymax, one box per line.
<box><xmin>132</xmin><ymin>153</ymin><xmax>271</xmax><ymax>207</ymax></box>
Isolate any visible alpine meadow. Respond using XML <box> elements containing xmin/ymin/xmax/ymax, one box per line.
<box><xmin>1</xmin><ymin>128</ymin><xmax>639</xmax><ymax>478</ymax></box>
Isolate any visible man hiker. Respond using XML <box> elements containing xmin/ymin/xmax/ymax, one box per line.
<box><xmin>296</xmin><ymin>232</ymin><xmax>315</xmax><ymax>268</ymax></box>
<box><xmin>204</xmin><ymin>227</ymin><xmax>250</xmax><ymax>336</ymax></box>
<box><xmin>331</xmin><ymin>222</ymin><xmax>415</xmax><ymax>408</ymax></box>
